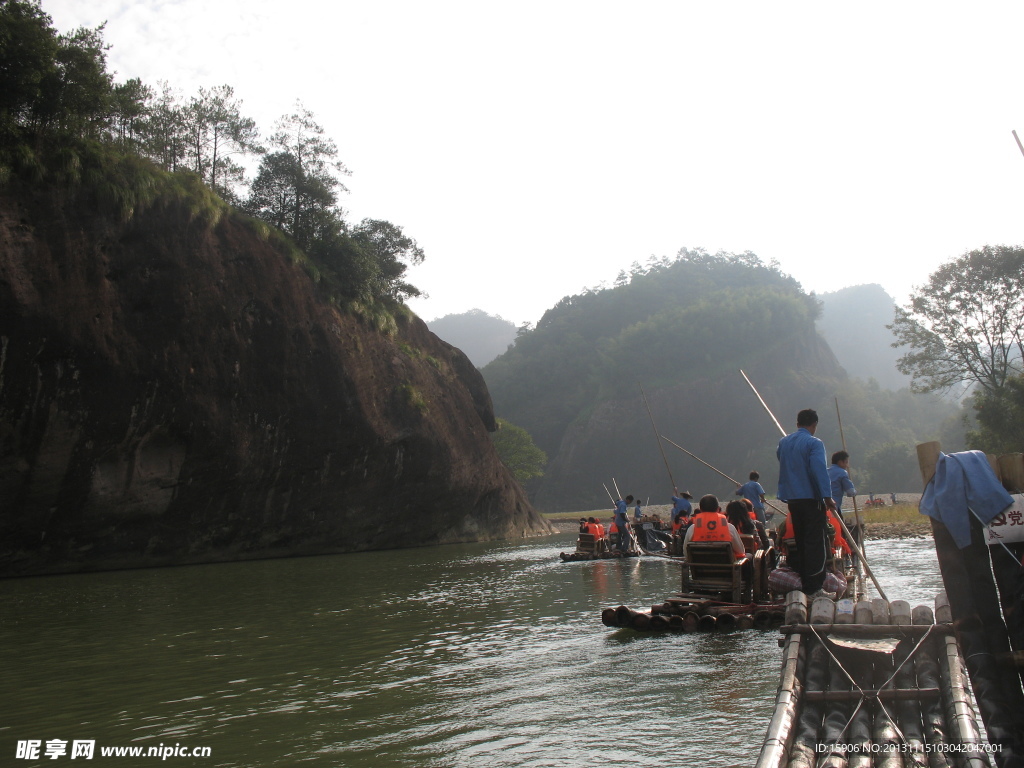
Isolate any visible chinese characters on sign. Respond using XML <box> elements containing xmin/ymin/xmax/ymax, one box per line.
<box><xmin>986</xmin><ymin>494</ymin><xmax>1024</xmax><ymax>545</ymax></box>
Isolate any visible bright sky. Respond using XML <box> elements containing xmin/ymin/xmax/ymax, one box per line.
<box><xmin>43</xmin><ymin>1</ymin><xmax>1024</xmax><ymax>327</ymax></box>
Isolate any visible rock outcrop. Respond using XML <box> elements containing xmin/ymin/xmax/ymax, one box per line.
<box><xmin>0</xmin><ymin>184</ymin><xmax>551</xmax><ymax>576</ymax></box>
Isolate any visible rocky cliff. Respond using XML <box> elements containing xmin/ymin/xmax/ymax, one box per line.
<box><xmin>0</xmin><ymin>184</ymin><xmax>551</xmax><ymax>576</ymax></box>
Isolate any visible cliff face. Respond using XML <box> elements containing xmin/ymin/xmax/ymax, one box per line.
<box><xmin>0</xmin><ymin>186</ymin><xmax>550</xmax><ymax>576</ymax></box>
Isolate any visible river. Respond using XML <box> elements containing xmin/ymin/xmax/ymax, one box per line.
<box><xmin>1</xmin><ymin>533</ymin><xmax>943</xmax><ymax>768</ymax></box>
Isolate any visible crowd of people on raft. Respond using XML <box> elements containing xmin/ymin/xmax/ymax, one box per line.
<box><xmin>582</xmin><ymin>409</ymin><xmax>862</xmax><ymax>598</ymax></box>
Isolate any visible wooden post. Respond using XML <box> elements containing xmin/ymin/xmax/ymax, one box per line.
<box><xmin>997</xmin><ymin>453</ymin><xmax>1024</xmax><ymax>492</ymax></box>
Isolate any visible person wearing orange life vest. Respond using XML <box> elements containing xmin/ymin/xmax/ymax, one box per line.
<box><xmin>683</xmin><ymin>494</ymin><xmax>746</xmax><ymax>560</ymax></box>
<box><xmin>780</xmin><ymin>508</ymin><xmax>849</xmax><ymax>559</ymax></box>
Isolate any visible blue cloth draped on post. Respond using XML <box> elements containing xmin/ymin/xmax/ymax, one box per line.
<box><xmin>919</xmin><ymin>450</ymin><xmax>1014</xmax><ymax>548</ymax></box>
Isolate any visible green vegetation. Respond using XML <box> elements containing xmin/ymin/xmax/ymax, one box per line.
<box><xmin>968</xmin><ymin>374</ymin><xmax>1024</xmax><ymax>455</ymax></box>
<box><xmin>490</xmin><ymin>418</ymin><xmax>547</xmax><ymax>483</ymax></box>
<box><xmin>0</xmin><ymin>0</ymin><xmax>422</xmax><ymax>320</ymax></box>
<box><xmin>399</xmin><ymin>384</ymin><xmax>428</xmax><ymax>413</ymax></box>
<box><xmin>857</xmin><ymin>503</ymin><xmax>926</xmax><ymax>527</ymax></box>
<box><xmin>484</xmin><ymin>249</ymin><xmax>966</xmax><ymax>505</ymax></box>
<box><xmin>484</xmin><ymin>249</ymin><xmax>816</xmax><ymax>453</ymax></box>
<box><xmin>889</xmin><ymin>244</ymin><xmax>1024</xmax><ymax>455</ymax></box>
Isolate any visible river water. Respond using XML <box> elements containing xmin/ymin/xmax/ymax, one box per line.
<box><xmin>1</xmin><ymin>534</ymin><xmax>943</xmax><ymax>768</ymax></box>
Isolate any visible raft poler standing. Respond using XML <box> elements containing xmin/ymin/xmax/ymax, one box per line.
<box><xmin>735</xmin><ymin>471</ymin><xmax>768</xmax><ymax>524</ymax></box>
<box><xmin>827</xmin><ymin>450</ymin><xmax>858</xmax><ymax>563</ymax></box>
<box><xmin>776</xmin><ymin>408</ymin><xmax>836</xmax><ymax>598</ymax></box>
<box><xmin>614</xmin><ymin>494</ymin><xmax>634</xmax><ymax>553</ymax></box>
<box><xmin>670</xmin><ymin>489</ymin><xmax>693</xmax><ymax>525</ymax></box>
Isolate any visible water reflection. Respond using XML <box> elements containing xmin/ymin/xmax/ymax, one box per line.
<box><xmin>0</xmin><ymin>535</ymin><xmax>942</xmax><ymax>767</ymax></box>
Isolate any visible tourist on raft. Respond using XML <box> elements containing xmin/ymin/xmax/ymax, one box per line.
<box><xmin>614</xmin><ymin>495</ymin><xmax>634</xmax><ymax>552</ymax></box>
<box><xmin>683</xmin><ymin>494</ymin><xmax>746</xmax><ymax>560</ymax></box>
<box><xmin>740</xmin><ymin>498</ymin><xmax>771</xmax><ymax>549</ymax></box>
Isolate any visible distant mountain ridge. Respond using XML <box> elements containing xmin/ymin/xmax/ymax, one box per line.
<box><xmin>427</xmin><ymin>309</ymin><xmax>518</xmax><ymax>367</ymax></box>
<box><xmin>817</xmin><ymin>284</ymin><xmax>910</xmax><ymax>390</ymax></box>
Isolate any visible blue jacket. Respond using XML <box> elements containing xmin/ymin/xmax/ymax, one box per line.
<box><xmin>737</xmin><ymin>481</ymin><xmax>766</xmax><ymax>512</ymax></box>
<box><xmin>827</xmin><ymin>465</ymin><xmax>856</xmax><ymax>509</ymax></box>
<box><xmin>776</xmin><ymin>427</ymin><xmax>831</xmax><ymax>502</ymax></box>
<box><xmin>671</xmin><ymin>496</ymin><xmax>692</xmax><ymax>519</ymax></box>
<box><xmin>920</xmin><ymin>450</ymin><xmax>1013</xmax><ymax>548</ymax></box>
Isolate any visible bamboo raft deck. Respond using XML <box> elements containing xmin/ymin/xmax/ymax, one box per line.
<box><xmin>755</xmin><ymin>591</ymin><xmax>995</xmax><ymax>768</ymax></box>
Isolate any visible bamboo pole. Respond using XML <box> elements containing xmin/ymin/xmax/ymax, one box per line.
<box><xmin>753</xmin><ymin>627</ymin><xmax>806</xmax><ymax>768</ymax></box>
<box><xmin>639</xmin><ymin>383</ymin><xmax>678</xmax><ymax>491</ymax></box>
<box><xmin>835</xmin><ymin>396</ymin><xmax>866</xmax><ymax>567</ymax></box>
<box><xmin>659</xmin><ymin>434</ymin><xmax>788</xmax><ymax>517</ymax></box>
<box><xmin>740</xmin><ymin>368</ymin><xmax>786</xmax><ymax>435</ymax></box>
<box><xmin>912</xmin><ymin>603</ymin><xmax>954</xmax><ymax>768</ymax></box>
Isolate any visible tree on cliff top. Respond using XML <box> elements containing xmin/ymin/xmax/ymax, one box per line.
<box><xmin>1</xmin><ymin>4</ymin><xmax>426</xmax><ymax>311</ymax></box>
<box><xmin>888</xmin><ymin>244</ymin><xmax>1024</xmax><ymax>396</ymax></box>
<box><xmin>245</xmin><ymin>103</ymin><xmax>350</xmax><ymax>253</ymax></box>
<box><xmin>0</xmin><ymin>0</ymin><xmax>111</xmax><ymax>140</ymax></box>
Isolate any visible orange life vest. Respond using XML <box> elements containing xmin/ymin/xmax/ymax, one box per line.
<box><xmin>690</xmin><ymin>511</ymin><xmax>732</xmax><ymax>543</ymax></box>
<box><xmin>585</xmin><ymin>522</ymin><xmax>601</xmax><ymax>537</ymax></box>
<box><xmin>781</xmin><ymin>512</ymin><xmax>850</xmax><ymax>555</ymax></box>
<box><xmin>595</xmin><ymin>523</ymin><xmax>606</xmax><ymax>538</ymax></box>
<box><xmin>691</xmin><ymin>511</ymin><xmax>744</xmax><ymax>560</ymax></box>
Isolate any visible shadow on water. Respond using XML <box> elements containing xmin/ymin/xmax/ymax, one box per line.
<box><xmin>0</xmin><ymin>534</ymin><xmax>942</xmax><ymax>767</ymax></box>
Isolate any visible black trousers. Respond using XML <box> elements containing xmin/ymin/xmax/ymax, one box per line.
<box><xmin>787</xmin><ymin>499</ymin><xmax>829</xmax><ymax>593</ymax></box>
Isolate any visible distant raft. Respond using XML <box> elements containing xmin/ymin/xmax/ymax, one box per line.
<box><xmin>754</xmin><ymin>591</ymin><xmax>995</xmax><ymax>768</ymax></box>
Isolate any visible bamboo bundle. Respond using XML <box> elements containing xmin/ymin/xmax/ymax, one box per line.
<box><xmin>910</xmin><ymin>604</ymin><xmax>953</xmax><ymax>768</ymax></box>
<box><xmin>786</xmin><ymin>639</ymin><xmax>828</xmax><ymax>768</ymax></box>
<box><xmin>816</xmin><ymin>655</ymin><xmax>853</xmax><ymax>768</ymax></box>
<box><xmin>754</xmin><ymin>614</ymin><xmax>807</xmax><ymax>768</ymax></box>
<box><xmin>844</xmin><ymin>598</ymin><xmax>879</xmax><ymax>768</ymax></box>
<box><xmin>756</xmin><ymin>593</ymin><xmax>995</xmax><ymax>768</ymax></box>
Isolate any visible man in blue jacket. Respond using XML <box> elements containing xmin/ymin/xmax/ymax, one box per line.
<box><xmin>736</xmin><ymin>471</ymin><xmax>768</xmax><ymax>524</ymax></box>
<box><xmin>777</xmin><ymin>409</ymin><xmax>837</xmax><ymax>596</ymax></box>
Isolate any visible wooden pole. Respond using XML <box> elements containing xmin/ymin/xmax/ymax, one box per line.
<box><xmin>602</xmin><ymin>483</ymin><xmax>615</xmax><ymax>506</ymax></box>
<box><xmin>1013</xmin><ymin>129</ymin><xmax>1024</xmax><ymax>160</ymax></box>
<box><xmin>740</xmin><ymin>369</ymin><xmax>786</xmax><ymax>435</ymax></box>
<box><xmin>835</xmin><ymin>396</ymin><xmax>867</xmax><ymax>567</ymax></box>
<box><xmin>659</xmin><ymin>434</ymin><xmax>788</xmax><ymax>517</ymax></box>
<box><xmin>639</xmin><ymin>383</ymin><xmax>678</xmax><ymax>492</ymax></box>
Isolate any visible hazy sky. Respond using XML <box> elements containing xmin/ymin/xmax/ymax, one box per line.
<box><xmin>43</xmin><ymin>1</ymin><xmax>1024</xmax><ymax>326</ymax></box>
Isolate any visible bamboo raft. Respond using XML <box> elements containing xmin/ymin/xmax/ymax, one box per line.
<box><xmin>755</xmin><ymin>591</ymin><xmax>994</xmax><ymax>768</ymax></box>
<box><xmin>602</xmin><ymin>597</ymin><xmax>786</xmax><ymax>632</ymax></box>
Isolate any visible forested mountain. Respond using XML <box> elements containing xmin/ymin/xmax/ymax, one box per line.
<box><xmin>482</xmin><ymin>251</ymin><xmax>964</xmax><ymax>511</ymax></box>
<box><xmin>818</xmin><ymin>284</ymin><xmax>910</xmax><ymax>390</ymax></box>
<box><xmin>427</xmin><ymin>309</ymin><xmax>518</xmax><ymax>367</ymax></box>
